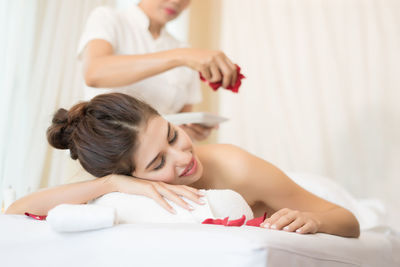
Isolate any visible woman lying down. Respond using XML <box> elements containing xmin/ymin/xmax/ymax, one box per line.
<box><xmin>6</xmin><ymin>93</ymin><xmax>360</xmax><ymax>237</ymax></box>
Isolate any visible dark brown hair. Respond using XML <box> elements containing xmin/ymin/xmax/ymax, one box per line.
<box><xmin>47</xmin><ymin>93</ymin><xmax>159</xmax><ymax>177</ymax></box>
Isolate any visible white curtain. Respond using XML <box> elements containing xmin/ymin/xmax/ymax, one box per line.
<box><xmin>0</xmin><ymin>0</ymin><xmax>116</xmax><ymax>203</ymax></box>
<box><xmin>217</xmin><ymin>0</ymin><xmax>400</xmax><ymax>218</ymax></box>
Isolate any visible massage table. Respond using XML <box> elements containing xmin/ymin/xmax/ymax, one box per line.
<box><xmin>0</xmin><ymin>214</ymin><xmax>399</xmax><ymax>267</ymax></box>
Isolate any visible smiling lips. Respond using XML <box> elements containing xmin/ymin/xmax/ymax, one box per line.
<box><xmin>164</xmin><ymin>8</ymin><xmax>177</xmax><ymax>15</ymax></box>
<box><xmin>180</xmin><ymin>157</ymin><xmax>197</xmax><ymax>177</ymax></box>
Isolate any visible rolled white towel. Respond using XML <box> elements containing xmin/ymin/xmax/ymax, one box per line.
<box><xmin>92</xmin><ymin>191</ymin><xmax>212</xmax><ymax>224</ymax></box>
<box><xmin>46</xmin><ymin>204</ymin><xmax>115</xmax><ymax>232</ymax></box>
<box><xmin>46</xmin><ymin>189</ymin><xmax>253</xmax><ymax>232</ymax></box>
<box><xmin>92</xmin><ymin>189</ymin><xmax>253</xmax><ymax>224</ymax></box>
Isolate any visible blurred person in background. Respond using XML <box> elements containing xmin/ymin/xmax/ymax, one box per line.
<box><xmin>79</xmin><ymin>0</ymin><xmax>238</xmax><ymax>141</ymax></box>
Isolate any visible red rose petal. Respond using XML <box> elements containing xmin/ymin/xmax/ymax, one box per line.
<box><xmin>202</xmin><ymin>216</ymin><xmax>230</xmax><ymax>225</ymax></box>
<box><xmin>202</xmin><ymin>212</ymin><xmax>267</xmax><ymax>228</ymax></box>
<box><xmin>245</xmin><ymin>212</ymin><xmax>267</xmax><ymax>227</ymax></box>
<box><xmin>25</xmin><ymin>212</ymin><xmax>47</xmax><ymax>221</ymax></box>
<box><xmin>225</xmin><ymin>215</ymin><xmax>246</xmax><ymax>227</ymax></box>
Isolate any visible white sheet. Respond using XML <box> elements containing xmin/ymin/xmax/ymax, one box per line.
<box><xmin>286</xmin><ymin>172</ymin><xmax>388</xmax><ymax>230</ymax></box>
<box><xmin>0</xmin><ymin>215</ymin><xmax>398</xmax><ymax>267</ymax></box>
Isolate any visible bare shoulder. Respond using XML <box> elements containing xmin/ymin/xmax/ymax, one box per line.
<box><xmin>196</xmin><ymin>143</ymin><xmax>245</xmax><ymax>154</ymax></box>
<box><xmin>195</xmin><ymin>143</ymin><xmax>296</xmax><ymax>205</ymax></box>
<box><xmin>195</xmin><ymin>144</ymin><xmax>258</xmax><ymax>188</ymax></box>
<box><xmin>196</xmin><ymin>144</ymin><xmax>251</xmax><ymax>169</ymax></box>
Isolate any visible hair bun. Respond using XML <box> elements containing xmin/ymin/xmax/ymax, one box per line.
<box><xmin>46</xmin><ymin>102</ymin><xmax>88</xmax><ymax>159</ymax></box>
<box><xmin>47</xmin><ymin>108</ymin><xmax>70</xmax><ymax>150</ymax></box>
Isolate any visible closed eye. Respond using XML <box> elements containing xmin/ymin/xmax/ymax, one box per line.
<box><xmin>169</xmin><ymin>130</ymin><xmax>178</xmax><ymax>144</ymax></box>
<box><xmin>153</xmin><ymin>126</ymin><xmax>178</xmax><ymax>171</ymax></box>
<box><xmin>154</xmin><ymin>155</ymin><xmax>165</xmax><ymax>170</ymax></box>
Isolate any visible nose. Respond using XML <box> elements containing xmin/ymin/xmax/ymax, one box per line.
<box><xmin>168</xmin><ymin>0</ymin><xmax>189</xmax><ymax>8</ymax></box>
<box><xmin>169</xmin><ymin>147</ymin><xmax>192</xmax><ymax>170</ymax></box>
<box><xmin>170</xmin><ymin>148</ymin><xmax>192</xmax><ymax>167</ymax></box>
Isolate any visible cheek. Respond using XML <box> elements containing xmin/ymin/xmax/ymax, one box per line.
<box><xmin>177</xmin><ymin>127</ymin><xmax>193</xmax><ymax>145</ymax></box>
<box><xmin>147</xmin><ymin>167</ymin><xmax>176</xmax><ymax>183</ymax></box>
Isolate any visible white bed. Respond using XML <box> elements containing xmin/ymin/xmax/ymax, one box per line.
<box><xmin>0</xmin><ymin>214</ymin><xmax>399</xmax><ymax>267</ymax></box>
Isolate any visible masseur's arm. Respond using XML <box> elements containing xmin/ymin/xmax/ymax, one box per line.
<box><xmin>83</xmin><ymin>39</ymin><xmax>237</xmax><ymax>88</ymax></box>
<box><xmin>5</xmin><ymin>175</ymin><xmax>204</xmax><ymax>216</ymax></box>
<box><xmin>217</xmin><ymin>145</ymin><xmax>360</xmax><ymax>238</ymax></box>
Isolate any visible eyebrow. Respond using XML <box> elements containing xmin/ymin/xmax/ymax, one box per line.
<box><xmin>145</xmin><ymin>122</ymin><xmax>170</xmax><ymax>170</ymax></box>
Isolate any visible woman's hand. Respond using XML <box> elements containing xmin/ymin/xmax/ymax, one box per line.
<box><xmin>178</xmin><ymin>48</ymin><xmax>238</xmax><ymax>88</ymax></box>
<box><xmin>260</xmin><ymin>208</ymin><xmax>321</xmax><ymax>234</ymax></box>
<box><xmin>109</xmin><ymin>175</ymin><xmax>205</xmax><ymax>214</ymax></box>
<box><xmin>180</xmin><ymin>123</ymin><xmax>216</xmax><ymax>141</ymax></box>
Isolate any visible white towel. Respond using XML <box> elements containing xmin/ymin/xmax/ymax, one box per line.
<box><xmin>92</xmin><ymin>189</ymin><xmax>254</xmax><ymax>224</ymax></box>
<box><xmin>46</xmin><ymin>204</ymin><xmax>115</xmax><ymax>232</ymax></box>
<box><xmin>46</xmin><ymin>189</ymin><xmax>253</xmax><ymax>232</ymax></box>
<box><xmin>204</xmin><ymin>189</ymin><xmax>254</xmax><ymax>220</ymax></box>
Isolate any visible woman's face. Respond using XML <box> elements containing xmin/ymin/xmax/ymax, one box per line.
<box><xmin>139</xmin><ymin>0</ymin><xmax>190</xmax><ymax>25</ymax></box>
<box><xmin>132</xmin><ymin>115</ymin><xmax>203</xmax><ymax>185</ymax></box>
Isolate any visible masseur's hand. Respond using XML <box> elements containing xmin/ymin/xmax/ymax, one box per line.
<box><xmin>260</xmin><ymin>208</ymin><xmax>321</xmax><ymax>234</ymax></box>
<box><xmin>179</xmin><ymin>48</ymin><xmax>238</xmax><ymax>88</ymax></box>
<box><xmin>180</xmin><ymin>123</ymin><xmax>216</xmax><ymax>142</ymax></box>
<box><xmin>109</xmin><ymin>175</ymin><xmax>205</xmax><ymax>214</ymax></box>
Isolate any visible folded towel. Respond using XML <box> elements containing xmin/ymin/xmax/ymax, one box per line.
<box><xmin>92</xmin><ymin>189</ymin><xmax>253</xmax><ymax>224</ymax></box>
<box><xmin>46</xmin><ymin>189</ymin><xmax>253</xmax><ymax>232</ymax></box>
<box><xmin>46</xmin><ymin>204</ymin><xmax>115</xmax><ymax>232</ymax></box>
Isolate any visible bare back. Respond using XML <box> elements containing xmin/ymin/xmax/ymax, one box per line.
<box><xmin>191</xmin><ymin>144</ymin><xmax>337</xmax><ymax>218</ymax></box>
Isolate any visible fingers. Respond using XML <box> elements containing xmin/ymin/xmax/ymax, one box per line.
<box><xmin>283</xmin><ymin>218</ymin><xmax>305</xmax><ymax>232</ymax></box>
<box><xmin>164</xmin><ymin>184</ymin><xmax>205</xmax><ymax>205</ymax></box>
<box><xmin>261</xmin><ymin>209</ymin><xmax>318</xmax><ymax>234</ymax></box>
<box><xmin>261</xmin><ymin>208</ymin><xmax>290</xmax><ymax>228</ymax></box>
<box><xmin>150</xmin><ymin>182</ymin><xmax>207</xmax><ymax>214</ymax></box>
<box><xmin>180</xmin><ymin>185</ymin><xmax>205</xmax><ymax>197</ymax></box>
<box><xmin>146</xmin><ymin>185</ymin><xmax>176</xmax><ymax>214</ymax></box>
<box><xmin>159</xmin><ymin>186</ymin><xmax>194</xmax><ymax>210</ymax></box>
<box><xmin>180</xmin><ymin>185</ymin><xmax>204</xmax><ymax>195</ymax></box>
<box><xmin>200</xmin><ymin>67</ymin><xmax>212</xmax><ymax>81</ymax></box>
<box><xmin>196</xmin><ymin>50</ymin><xmax>236</xmax><ymax>88</ymax></box>
<box><xmin>209</xmin><ymin>62</ymin><xmax>222</xmax><ymax>83</ymax></box>
<box><xmin>153</xmin><ymin>183</ymin><xmax>193</xmax><ymax>211</ymax></box>
<box><xmin>263</xmin><ymin>208</ymin><xmax>295</xmax><ymax>230</ymax></box>
<box><xmin>110</xmin><ymin>177</ymin><xmax>205</xmax><ymax>215</ymax></box>
<box><xmin>224</xmin><ymin>56</ymin><xmax>237</xmax><ymax>87</ymax></box>
<box><xmin>215</xmin><ymin>56</ymin><xmax>234</xmax><ymax>88</ymax></box>
<box><xmin>296</xmin><ymin>222</ymin><xmax>318</xmax><ymax>234</ymax></box>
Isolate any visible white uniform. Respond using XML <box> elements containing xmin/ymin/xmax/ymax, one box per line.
<box><xmin>77</xmin><ymin>5</ymin><xmax>202</xmax><ymax>114</ymax></box>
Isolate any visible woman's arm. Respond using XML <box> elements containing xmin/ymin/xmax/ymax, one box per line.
<box><xmin>214</xmin><ymin>144</ymin><xmax>360</xmax><ymax>237</ymax></box>
<box><xmin>5</xmin><ymin>175</ymin><xmax>204</xmax><ymax>216</ymax></box>
<box><xmin>83</xmin><ymin>40</ymin><xmax>237</xmax><ymax>88</ymax></box>
<box><xmin>5</xmin><ymin>177</ymin><xmax>114</xmax><ymax>215</ymax></box>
